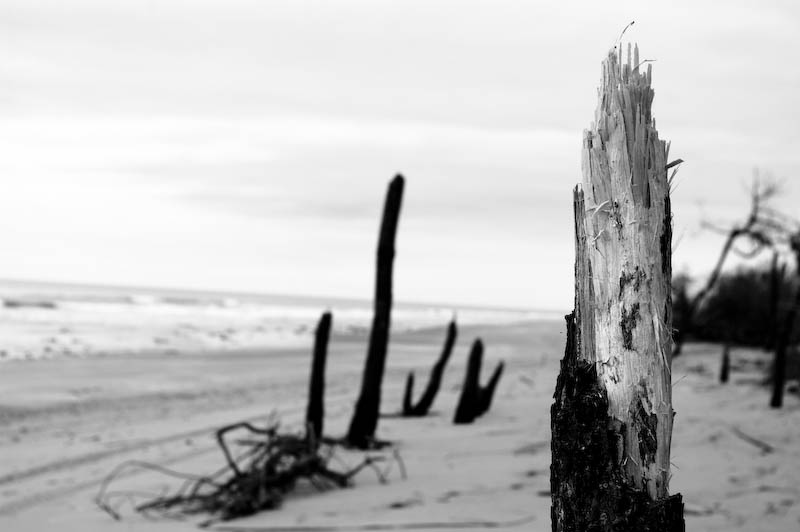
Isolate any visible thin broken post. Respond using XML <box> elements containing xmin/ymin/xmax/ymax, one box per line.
<box><xmin>477</xmin><ymin>360</ymin><xmax>504</xmax><ymax>416</ymax></box>
<box><xmin>346</xmin><ymin>175</ymin><xmax>405</xmax><ymax>448</ymax></box>
<box><xmin>402</xmin><ymin>319</ymin><xmax>457</xmax><ymax>416</ymax></box>
<box><xmin>550</xmin><ymin>45</ymin><xmax>683</xmax><ymax>530</ymax></box>
<box><xmin>719</xmin><ymin>343</ymin><xmax>730</xmax><ymax>384</ymax></box>
<box><xmin>401</xmin><ymin>373</ymin><xmax>415</xmax><ymax>416</ymax></box>
<box><xmin>306</xmin><ymin>311</ymin><xmax>332</xmax><ymax>442</ymax></box>
<box><xmin>771</xmin><ymin>340</ymin><xmax>789</xmax><ymax>408</ymax></box>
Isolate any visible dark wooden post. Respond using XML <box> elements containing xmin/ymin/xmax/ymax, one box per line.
<box><xmin>550</xmin><ymin>45</ymin><xmax>684</xmax><ymax>530</ymax></box>
<box><xmin>770</xmin><ymin>307</ymin><xmax>792</xmax><ymax>408</ymax></box>
<box><xmin>346</xmin><ymin>175</ymin><xmax>404</xmax><ymax>448</ymax></box>
<box><xmin>719</xmin><ymin>343</ymin><xmax>730</xmax><ymax>384</ymax></box>
<box><xmin>306</xmin><ymin>311</ymin><xmax>332</xmax><ymax>443</ymax></box>
<box><xmin>453</xmin><ymin>339</ymin><xmax>483</xmax><ymax>424</ymax></box>
<box><xmin>403</xmin><ymin>320</ymin><xmax>457</xmax><ymax>416</ymax></box>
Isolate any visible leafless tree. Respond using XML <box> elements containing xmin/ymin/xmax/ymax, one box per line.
<box><xmin>674</xmin><ymin>174</ymin><xmax>795</xmax><ymax>356</ymax></box>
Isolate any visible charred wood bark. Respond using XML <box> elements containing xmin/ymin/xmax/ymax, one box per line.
<box><xmin>346</xmin><ymin>175</ymin><xmax>404</xmax><ymax>448</ymax></box>
<box><xmin>551</xmin><ymin>315</ymin><xmax>684</xmax><ymax>532</ymax></box>
<box><xmin>402</xmin><ymin>320</ymin><xmax>457</xmax><ymax>416</ymax></box>
<box><xmin>306</xmin><ymin>311</ymin><xmax>332</xmax><ymax>442</ymax></box>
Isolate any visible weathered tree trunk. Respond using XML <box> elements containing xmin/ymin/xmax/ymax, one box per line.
<box><xmin>476</xmin><ymin>360</ymin><xmax>504</xmax><ymax>416</ymax></box>
<box><xmin>402</xmin><ymin>320</ymin><xmax>457</xmax><ymax>416</ymax></box>
<box><xmin>306</xmin><ymin>311</ymin><xmax>332</xmax><ymax>443</ymax></box>
<box><xmin>551</xmin><ymin>45</ymin><xmax>684</xmax><ymax>531</ymax></box>
<box><xmin>346</xmin><ymin>175</ymin><xmax>404</xmax><ymax>448</ymax></box>
<box><xmin>453</xmin><ymin>339</ymin><xmax>483</xmax><ymax>424</ymax></box>
<box><xmin>719</xmin><ymin>342</ymin><xmax>730</xmax><ymax>384</ymax></box>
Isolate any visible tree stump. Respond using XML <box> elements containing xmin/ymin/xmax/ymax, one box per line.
<box><xmin>550</xmin><ymin>45</ymin><xmax>684</xmax><ymax>531</ymax></box>
<box><xmin>346</xmin><ymin>175</ymin><xmax>404</xmax><ymax>448</ymax></box>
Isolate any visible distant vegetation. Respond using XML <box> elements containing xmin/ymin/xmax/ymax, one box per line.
<box><xmin>669</xmin><ymin>173</ymin><xmax>800</xmax><ymax>406</ymax></box>
<box><xmin>674</xmin><ymin>266</ymin><xmax>800</xmax><ymax>347</ymax></box>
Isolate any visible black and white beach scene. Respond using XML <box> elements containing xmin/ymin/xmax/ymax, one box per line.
<box><xmin>1</xmin><ymin>2</ymin><xmax>799</xmax><ymax>531</ymax></box>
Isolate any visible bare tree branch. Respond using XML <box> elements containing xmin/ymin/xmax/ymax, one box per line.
<box><xmin>675</xmin><ymin>171</ymin><xmax>798</xmax><ymax>356</ymax></box>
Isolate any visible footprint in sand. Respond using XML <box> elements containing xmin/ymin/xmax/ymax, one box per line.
<box><xmin>436</xmin><ymin>490</ymin><xmax>460</xmax><ymax>503</ymax></box>
<box><xmin>513</xmin><ymin>441</ymin><xmax>549</xmax><ymax>455</ymax></box>
<box><xmin>388</xmin><ymin>493</ymin><xmax>424</xmax><ymax>509</ymax></box>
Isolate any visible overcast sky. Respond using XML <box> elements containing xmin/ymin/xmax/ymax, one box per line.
<box><xmin>1</xmin><ymin>0</ymin><xmax>798</xmax><ymax>310</ymax></box>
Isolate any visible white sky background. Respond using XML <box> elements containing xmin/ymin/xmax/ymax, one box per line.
<box><xmin>1</xmin><ymin>0</ymin><xmax>799</xmax><ymax>310</ymax></box>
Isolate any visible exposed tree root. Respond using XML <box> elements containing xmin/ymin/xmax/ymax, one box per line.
<box><xmin>96</xmin><ymin>420</ymin><xmax>404</xmax><ymax>525</ymax></box>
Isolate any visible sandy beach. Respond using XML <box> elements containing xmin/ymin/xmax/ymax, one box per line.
<box><xmin>0</xmin><ymin>314</ymin><xmax>798</xmax><ymax>531</ymax></box>
<box><xmin>3</xmin><ymin>1</ymin><xmax>799</xmax><ymax>529</ymax></box>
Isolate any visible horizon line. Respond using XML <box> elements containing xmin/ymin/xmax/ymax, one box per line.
<box><xmin>0</xmin><ymin>276</ymin><xmax>565</xmax><ymax>316</ymax></box>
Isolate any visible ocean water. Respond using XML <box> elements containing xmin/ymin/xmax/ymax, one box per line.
<box><xmin>0</xmin><ymin>280</ymin><xmax>560</xmax><ymax>361</ymax></box>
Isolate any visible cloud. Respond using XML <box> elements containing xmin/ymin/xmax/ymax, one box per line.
<box><xmin>0</xmin><ymin>0</ymin><xmax>798</xmax><ymax>307</ymax></box>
